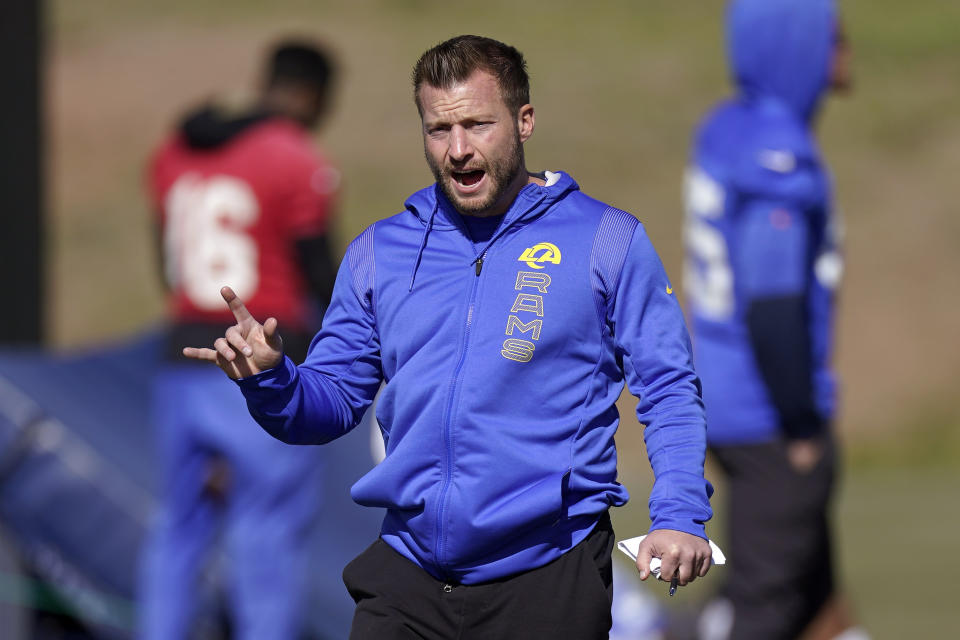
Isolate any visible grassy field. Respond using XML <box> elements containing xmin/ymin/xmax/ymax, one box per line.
<box><xmin>46</xmin><ymin>1</ymin><xmax>960</xmax><ymax>637</ymax></box>
<box><xmin>611</xmin><ymin>462</ymin><xmax>960</xmax><ymax>638</ymax></box>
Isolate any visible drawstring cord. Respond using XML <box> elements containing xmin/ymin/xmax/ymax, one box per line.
<box><xmin>410</xmin><ymin>187</ymin><xmax>549</xmax><ymax>289</ymax></box>
<box><xmin>409</xmin><ymin>204</ymin><xmax>437</xmax><ymax>291</ymax></box>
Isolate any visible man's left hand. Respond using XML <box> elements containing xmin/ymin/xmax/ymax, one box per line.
<box><xmin>786</xmin><ymin>437</ymin><xmax>825</xmax><ymax>474</ymax></box>
<box><xmin>635</xmin><ymin>529</ymin><xmax>711</xmax><ymax>586</ymax></box>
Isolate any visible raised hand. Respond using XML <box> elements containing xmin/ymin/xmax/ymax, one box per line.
<box><xmin>636</xmin><ymin>528</ymin><xmax>711</xmax><ymax>588</ymax></box>
<box><xmin>182</xmin><ymin>286</ymin><xmax>284</xmax><ymax>379</ymax></box>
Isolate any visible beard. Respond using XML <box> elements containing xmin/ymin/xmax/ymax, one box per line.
<box><xmin>426</xmin><ymin>131</ymin><xmax>525</xmax><ymax>217</ymax></box>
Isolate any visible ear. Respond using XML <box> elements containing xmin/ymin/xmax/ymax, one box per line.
<box><xmin>516</xmin><ymin>104</ymin><xmax>535</xmax><ymax>143</ymax></box>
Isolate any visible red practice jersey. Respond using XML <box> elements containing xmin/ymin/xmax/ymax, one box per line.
<box><xmin>149</xmin><ymin>117</ymin><xmax>338</xmax><ymax>332</ymax></box>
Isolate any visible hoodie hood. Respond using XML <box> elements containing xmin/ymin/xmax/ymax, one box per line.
<box><xmin>727</xmin><ymin>0</ymin><xmax>836</xmax><ymax>121</ymax></box>
<box><xmin>179</xmin><ymin>105</ymin><xmax>274</xmax><ymax>150</ymax></box>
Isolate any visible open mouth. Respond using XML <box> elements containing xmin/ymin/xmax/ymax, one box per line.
<box><xmin>452</xmin><ymin>169</ymin><xmax>485</xmax><ymax>188</ymax></box>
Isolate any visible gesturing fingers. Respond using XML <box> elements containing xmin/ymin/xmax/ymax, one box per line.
<box><xmin>182</xmin><ymin>346</ymin><xmax>219</xmax><ymax>363</ymax></box>
<box><xmin>214</xmin><ymin>337</ymin><xmax>240</xmax><ymax>362</ymax></box>
<box><xmin>221</xmin><ymin>286</ymin><xmax>254</xmax><ymax>325</ymax></box>
<box><xmin>225</xmin><ymin>325</ymin><xmax>253</xmax><ymax>357</ymax></box>
<box><xmin>262</xmin><ymin>317</ymin><xmax>283</xmax><ymax>351</ymax></box>
<box><xmin>181</xmin><ymin>292</ymin><xmax>283</xmax><ymax>378</ymax></box>
<box><xmin>183</xmin><ymin>346</ymin><xmax>244</xmax><ymax>379</ymax></box>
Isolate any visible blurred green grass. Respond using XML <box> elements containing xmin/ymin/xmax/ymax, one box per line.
<box><xmin>612</xmin><ymin>464</ymin><xmax>960</xmax><ymax>639</ymax></box>
<box><xmin>47</xmin><ymin>2</ymin><xmax>960</xmax><ymax>637</ymax></box>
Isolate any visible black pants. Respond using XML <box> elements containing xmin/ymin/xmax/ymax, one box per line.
<box><xmin>712</xmin><ymin>438</ymin><xmax>838</xmax><ymax>640</ymax></box>
<box><xmin>343</xmin><ymin>513</ymin><xmax>614</xmax><ymax>639</ymax></box>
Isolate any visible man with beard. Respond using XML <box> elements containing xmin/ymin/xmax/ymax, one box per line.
<box><xmin>183</xmin><ymin>35</ymin><xmax>714</xmax><ymax>638</ymax></box>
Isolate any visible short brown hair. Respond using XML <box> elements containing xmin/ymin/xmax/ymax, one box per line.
<box><xmin>412</xmin><ymin>35</ymin><xmax>530</xmax><ymax>115</ymax></box>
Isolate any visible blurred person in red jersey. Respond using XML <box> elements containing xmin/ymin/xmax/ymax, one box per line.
<box><xmin>138</xmin><ymin>39</ymin><xmax>340</xmax><ymax>640</ymax></box>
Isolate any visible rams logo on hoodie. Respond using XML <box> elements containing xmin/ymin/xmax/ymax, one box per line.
<box><xmin>517</xmin><ymin>242</ymin><xmax>561</xmax><ymax>270</ymax></box>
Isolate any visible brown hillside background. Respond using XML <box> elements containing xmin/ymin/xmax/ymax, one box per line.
<box><xmin>50</xmin><ymin>0</ymin><xmax>960</xmax><ymax>452</ymax></box>
<box><xmin>45</xmin><ymin>1</ymin><xmax>960</xmax><ymax>635</ymax></box>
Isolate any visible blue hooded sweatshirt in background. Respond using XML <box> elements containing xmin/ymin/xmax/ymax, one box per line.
<box><xmin>684</xmin><ymin>0</ymin><xmax>842</xmax><ymax>445</ymax></box>
<box><xmin>237</xmin><ymin>170</ymin><xmax>713</xmax><ymax>583</ymax></box>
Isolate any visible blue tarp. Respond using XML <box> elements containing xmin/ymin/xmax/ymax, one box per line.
<box><xmin>0</xmin><ymin>330</ymin><xmax>383</xmax><ymax>638</ymax></box>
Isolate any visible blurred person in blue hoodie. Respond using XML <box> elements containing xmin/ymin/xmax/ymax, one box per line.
<box><xmin>183</xmin><ymin>35</ymin><xmax>716</xmax><ymax>639</ymax></box>
<box><xmin>682</xmin><ymin>1</ymin><xmax>867</xmax><ymax>639</ymax></box>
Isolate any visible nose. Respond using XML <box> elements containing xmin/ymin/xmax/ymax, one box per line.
<box><xmin>448</xmin><ymin>125</ymin><xmax>472</xmax><ymax>163</ymax></box>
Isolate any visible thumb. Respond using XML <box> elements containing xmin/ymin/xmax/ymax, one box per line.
<box><xmin>638</xmin><ymin>544</ymin><xmax>654</xmax><ymax>581</ymax></box>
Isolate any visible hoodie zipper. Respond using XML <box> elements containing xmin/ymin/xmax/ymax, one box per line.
<box><xmin>432</xmin><ymin>191</ymin><xmax>549</xmax><ymax>576</ymax></box>
<box><xmin>434</xmin><ymin>255</ymin><xmax>482</xmax><ymax>577</ymax></box>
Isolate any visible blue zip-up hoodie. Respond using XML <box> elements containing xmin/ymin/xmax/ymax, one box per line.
<box><xmin>238</xmin><ymin>171</ymin><xmax>713</xmax><ymax>583</ymax></box>
<box><xmin>685</xmin><ymin>0</ymin><xmax>840</xmax><ymax>444</ymax></box>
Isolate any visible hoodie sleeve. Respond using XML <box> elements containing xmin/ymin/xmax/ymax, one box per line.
<box><xmin>610</xmin><ymin>222</ymin><xmax>713</xmax><ymax>539</ymax></box>
<box><xmin>235</xmin><ymin>225</ymin><xmax>383</xmax><ymax>444</ymax></box>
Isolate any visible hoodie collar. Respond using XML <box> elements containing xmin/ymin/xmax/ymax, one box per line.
<box><xmin>404</xmin><ymin>170</ymin><xmax>579</xmax><ymax>231</ymax></box>
<box><xmin>404</xmin><ymin>171</ymin><xmax>579</xmax><ymax>290</ymax></box>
